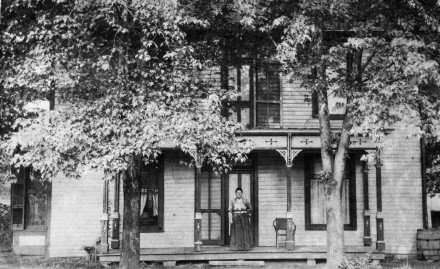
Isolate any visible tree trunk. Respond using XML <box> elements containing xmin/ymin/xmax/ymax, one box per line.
<box><xmin>327</xmin><ymin>107</ymin><xmax>352</xmax><ymax>268</ymax></box>
<box><xmin>120</xmin><ymin>162</ymin><xmax>141</xmax><ymax>269</ymax></box>
<box><xmin>315</xmin><ymin>56</ymin><xmax>354</xmax><ymax>267</ymax></box>
<box><xmin>325</xmin><ymin>180</ymin><xmax>344</xmax><ymax>269</ymax></box>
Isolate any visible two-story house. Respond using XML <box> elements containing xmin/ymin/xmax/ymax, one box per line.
<box><xmin>10</xmin><ymin>60</ymin><xmax>426</xmax><ymax>264</ymax></box>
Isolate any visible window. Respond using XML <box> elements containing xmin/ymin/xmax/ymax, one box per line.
<box><xmin>227</xmin><ymin>64</ymin><xmax>253</xmax><ymax>128</ymax></box>
<box><xmin>304</xmin><ymin>153</ymin><xmax>357</xmax><ymax>230</ymax></box>
<box><xmin>311</xmin><ymin>91</ymin><xmax>346</xmax><ymax>120</ymax></box>
<box><xmin>311</xmin><ymin>68</ymin><xmax>346</xmax><ymax>120</ymax></box>
<box><xmin>224</xmin><ymin>62</ymin><xmax>281</xmax><ymax>128</ymax></box>
<box><xmin>140</xmin><ymin>155</ymin><xmax>164</xmax><ymax>233</ymax></box>
<box><xmin>256</xmin><ymin>63</ymin><xmax>281</xmax><ymax>128</ymax></box>
<box><xmin>11</xmin><ymin>167</ymin><xmax>49</xmax><ymax>231</ymax></box>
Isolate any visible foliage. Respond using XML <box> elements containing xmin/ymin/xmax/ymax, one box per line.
<box><xmin>276</xmin><ymin>1</ymin><xmax>440</xmax><ymax>143</ymax></box>
<box><xmin>0</xmin><ymin>204</ymin><xmax>12</xmax><ymax>252</ymax></box>
<box><xmin>339</xmin><ymin>255</ymin><xmax>382</xmax><ymax>269</ymax></box>
<box><xmin>426</xmin><ymin>140</ymin><xmax>440</xmax><ymax>196</ymax></box>
<box><xmin>0</xmin><ymin>0</ymin><xmax>252</xmax><ymax>181</ymax></box>
<box><xmin>181</xmin><ymin>0</ymin><xmax>440</xmax><ymax>267</ymax></box>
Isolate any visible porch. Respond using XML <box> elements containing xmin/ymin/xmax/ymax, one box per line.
<box><xmin>98</xmin><ymin>246</ymin><xmax>385</xmax><ymax>263</ymax></box>
<box><xmin>97</xmin><ymin>132</ymin><xmax>386</xmax><ymax>256</ymax></box>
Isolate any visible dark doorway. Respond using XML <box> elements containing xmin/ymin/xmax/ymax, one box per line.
<box><xmin>432</xmin><ymin>211</ymin><xmax>440</xmax><ymax>229</ymax></box>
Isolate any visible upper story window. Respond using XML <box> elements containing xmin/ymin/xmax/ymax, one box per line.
<box><xmin>311</xmin><ymin>90</ymin><xmax>346</xmax><ymax>120</ymax></box>
<box><xmin>311</xmin><ymin>67</ymin><xmax>346</xmax><ymax>120</ymax></box>
<box><xmin>225</xmin><ymin>62</ymin><xmax>281</xmax><ymax>129</ymax></box>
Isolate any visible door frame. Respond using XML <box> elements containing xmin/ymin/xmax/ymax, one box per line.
<box><xmin>200</xmin><ymin>169</ymin><xmax>225</xmax><ymax>246</ymax></box>
<box><xmin>222</xmin><ymin>153</ymin><xmax>259</xmax><ymax>246</ymax></box>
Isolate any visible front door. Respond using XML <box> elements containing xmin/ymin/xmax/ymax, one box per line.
<box><xmin>200</xmin><ymin>163</ymin><xmax>258</xmax><ymax>246</ymax></box>
<box><xmin>200</xmin><ymin>170</ymin><xmax>224</xmax><ymax>245</ymax></box>
<box><xmin>224</xmin><ymin>169</ymin><xmax>257</xmax><ymax>245</ymax></box>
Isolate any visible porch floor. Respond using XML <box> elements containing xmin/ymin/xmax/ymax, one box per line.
<box><xmin>98</xmin><ymin>246</ymin><xmax>385</xmax><ymax>263</ymax></box>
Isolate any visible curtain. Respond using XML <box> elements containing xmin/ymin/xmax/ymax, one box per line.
<box><xmin>153</xmin><ymin>192</ymin><xmax>158</xmax><ymax>216</ymax></box>
<box><xmin>140</xmin><ymin>190</ymin><xmax>147</xmax><ymax>216</ymax></box>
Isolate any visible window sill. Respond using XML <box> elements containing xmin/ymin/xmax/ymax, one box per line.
<box><xmin>13</xmin><ymin>227</ymin><xmax>46</xmax><ymax>233</ymax></box>
<box><xmin>140</xmin><ymin>227</ymin><xmax>165</xmax><ymax>233</ymax></box>
<box><xmin>305</xmin><ymin>224</ymin><xmax>357</xmax><ymax>231</ymax></box>
<box><xmin>312</xmin><ymin>114</ymin><xmax>345</xmax><ymax>120</ymax></box>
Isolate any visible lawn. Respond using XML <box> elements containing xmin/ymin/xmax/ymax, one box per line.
<box><xmin>1</xmin><ymin>252</ymin><xmax>440</xmax><ymax>269</ymax></box>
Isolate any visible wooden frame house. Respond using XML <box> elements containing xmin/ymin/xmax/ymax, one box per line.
<box><xmin>10</xmin><ymin>59</ymin><xmax>427</xmax><ymax>263</ymax></box>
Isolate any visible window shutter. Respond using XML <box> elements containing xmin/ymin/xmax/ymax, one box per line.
<box><xmin>11</xmin><ymin>183</ymin><xmax>25</xmax><ymax>230</ymax></box>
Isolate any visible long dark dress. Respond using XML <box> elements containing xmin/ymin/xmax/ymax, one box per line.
<box><xmin>229</xmin><ymin>197</ymin><xmax>254</xmax><ymax>251</ymax></box>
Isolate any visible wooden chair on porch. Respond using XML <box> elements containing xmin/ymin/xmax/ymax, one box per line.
<box><xmin>273</xmin><ymin>218</ymin><xmax>296</xmax><ymax>249</ymax></box>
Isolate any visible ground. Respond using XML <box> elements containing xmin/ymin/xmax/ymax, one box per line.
<box><xmin>1</xmin><ymin>252</ymin><xmax>440</xmax><ymax>269</ymax></box>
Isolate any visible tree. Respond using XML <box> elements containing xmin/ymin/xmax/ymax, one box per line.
<box><xmin>182</xmin><ymin>0</ymin><xmax>440</xmax><ymax>267</ymax></box>
<box><xmin>276</xmin><ymin>1</ymin><xmax>440</xmax><ymax>267</ymax></box>
<box><xmin>1</xmin><ymin>1</ymin><xmax>251</xmax><ymax>268</ymax></box>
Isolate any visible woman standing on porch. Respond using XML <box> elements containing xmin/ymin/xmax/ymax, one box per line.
<box><xmin>229</xmin><ymin>187</ymin><xmax>254</xmax><ymax>251</ymax></box>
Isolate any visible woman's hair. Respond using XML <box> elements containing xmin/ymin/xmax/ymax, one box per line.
<box><xmin>235</xmin><ymin>187</ymin><xmax>243</xmax><ymax>193</ymax></box>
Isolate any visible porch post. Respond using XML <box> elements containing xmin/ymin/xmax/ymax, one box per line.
<box><xmin>285</xmin><ymin>161</ymin><xmax>294</xmax><ymax>251</ymax></box>
<box><xmin>110</xmin><ymin>173</ymin><xmax>120</xmax><ymax>249</ymax></box>
<box><xmin>375</xmin><ymin>148</ymin><xmax>385</xmax><ymax>251</ymax></box>
<box><xmin>99</xmin><ymin>179</ymin><xmax>109</xmax><ymax>253</ymax></box>
<box><xmin>362</xmin><ymin>160</ymin><xmax>371</xmax><ymax>246</ymax></box>
<box><xmin>278</xmin><ymin>133</ymin><xmax>301</xmax><ymax>251</ymax></box>
<box><xmin>194</xmin><ymin>155</ymin><xmax>203</xmax><ymax>252</ymax></box>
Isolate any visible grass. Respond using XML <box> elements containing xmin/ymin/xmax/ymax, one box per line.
<box><xmin>0</xmin><ymin>252</ymin><xmax>103</xmax><ymax>269</ymax></box>
<box><xmin>381</xmin><ymin>259</ymin><xmax>440</xmax><ymax>269</ymax></box>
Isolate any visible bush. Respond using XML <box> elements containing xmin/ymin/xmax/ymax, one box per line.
<box><xmin>339</xmin><ymin>254</ymin><xmax>382</xmax><ymax>269</ymax></box>
<box><xmin>0</xmin><ymin>228</ymin><xmax>12</xmax><ymax>252</ymax></box>
<box><xmin>0</xmin><ymin>204</ymin><xmax>12</xmax><ymax>252</ymax></box>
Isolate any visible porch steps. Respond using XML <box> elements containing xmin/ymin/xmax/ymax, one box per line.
<box><xmin>209</xmin><ymin>260</ymin><xmax>265</xmax><ymax>267</ymax></box>
<box><xmin>98</xmin><ymin>246</ymin><xmax>385</xmax><ymax>263</ymax></box>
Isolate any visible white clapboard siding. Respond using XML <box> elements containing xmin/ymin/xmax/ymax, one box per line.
<box><xmin>380</xmin><ymin>127</ymin><xmax>423</xmax><ymax>255</ymax></box>
<box><xmin>49</xmin><ymin>171</ymin><xmax>104</xmax><ymax>257</ymax></box>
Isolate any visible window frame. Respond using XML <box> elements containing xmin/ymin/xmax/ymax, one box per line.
<box><xmin>139</xmin><ymin>155</ymin><xmax>165</xmax><ymax>233</ymax></box>
<box><xmin>222</xmin><ymin>60</ymin><xmax>282</xmax><ymax>129</ymax></box>
<box><xmin>304</xmin><ymin>152</ymin><xmax>357</xmax><ymax>231</ymax></box>
<box><xmin>310</xmin><ymin>67</ymin><xmax>345</xmax><ymax>121</ymax></box>
<box><xmin>311</xmin><ymin>91</ymin><xmax>345</xmax><ymax>120</ymax></box>
<box><xmin>255</xmin><ymin>62</ymin><xmax>282</xmax><ymax>128</ymax></box>
<box><xmin>11</xmin><ymin>167</ymin><xmax>49</xmax><ymax>232</ymax></box>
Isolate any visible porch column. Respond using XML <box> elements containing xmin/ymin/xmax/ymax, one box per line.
<box><xmin>194</xmin><ymin>156</ymin><xmax>203</xmax><ymax>252</ymax></box>
<box><xmin>277</xmin><ymin>133</ymin><xmax>301</xmax><ymax>251</ymax></box>
<box><xmin>362</xmin><ymin>159</ymin><xmax>371</xmax><ymax>246</ymax></box>
<box><xmin>375</xmin><ymin>149</ymin><xmax>385</xmax><ymax>251</ymax></box>
<box><xmin>110</xmin><ymin>173</ymin><xmax>120</xmax><ymax>249</ymax></box>
<box><xmin>99</xmin><ymin>179</ymin><xmax>109</xmax><ymax>253</ymax></box>
<box><xmin>285</xmin><ymin>161</ymin><xmax>294</xmax><ymax>251</ymax></box>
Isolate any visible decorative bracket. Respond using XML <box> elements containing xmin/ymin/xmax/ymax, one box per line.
<box><xmin>276</xmin><ymin>150</ymin><xmax>288</xmax><ymax>163</ymax></box>
<box><xmin>188</xmin><ymin>149</ymin><xmax>197</xmax><ymax>160</ymax></box>
<box><xmin>365</xmin><ymin>149</ymin><xmax>382</xmax><ymax>167</ymax></box>
<box><xmin>365</xmin><ymin>150</ymin><xmax>375</xmax><ymax>163</ymax></box>
<box><xmin>188</xmin><ymin>149</ymin><xmax>202</xmax><ymax>167</ymax></box>
<box><xmin>277</xmin><ymin>149</ymin><xmax>302</xmax><ymax>165</ymax></box>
